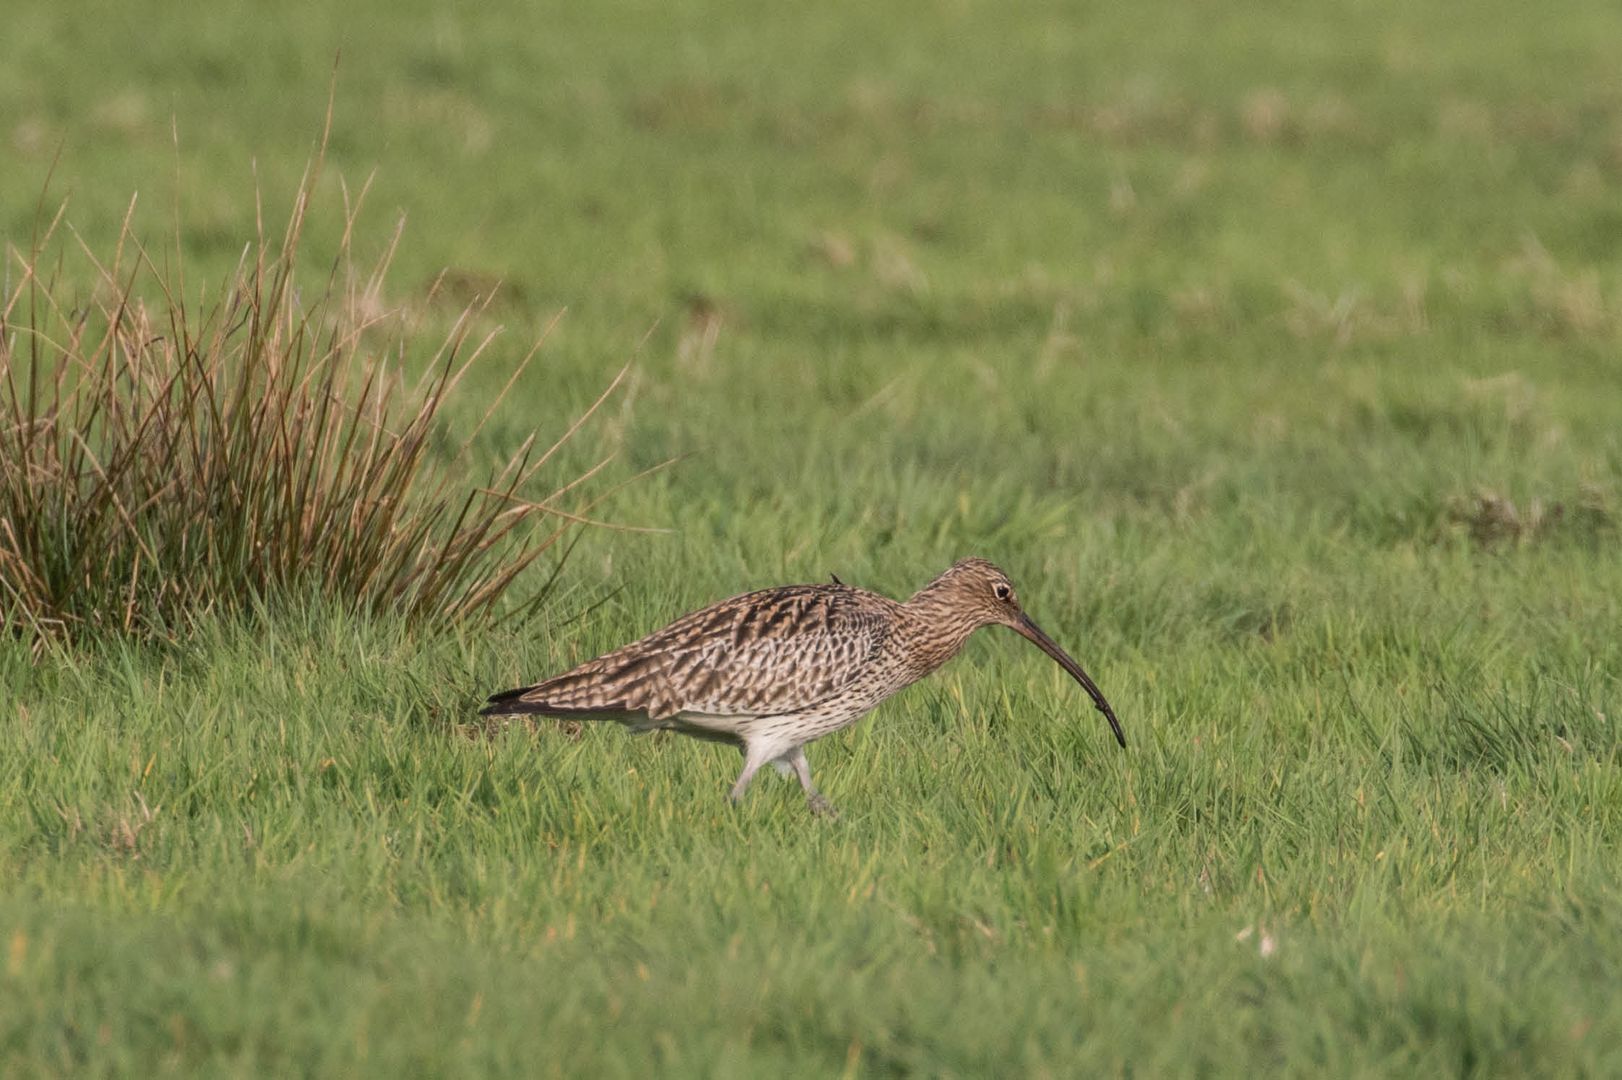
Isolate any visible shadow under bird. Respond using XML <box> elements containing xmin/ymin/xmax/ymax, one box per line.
<box><xmin>482</xmin><ymin>558</ymin><xmax>1125</xmax><ymax>815</ymax></box>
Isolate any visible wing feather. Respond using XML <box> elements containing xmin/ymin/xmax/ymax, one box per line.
<box><xmin>485</xmin><ymin>585</ymin><xmax>891</xmax><ymax>720</ymax></box>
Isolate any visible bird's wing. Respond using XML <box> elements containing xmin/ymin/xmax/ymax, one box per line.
<box><xmin>487</xmin><ymin>586</ymin><xmax>891</xmax><ymax>720</ymax></box>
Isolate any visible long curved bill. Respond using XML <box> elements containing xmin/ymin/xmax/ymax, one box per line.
<box><xmin>1011</xmin><ymin>614</ymin><xmax>1126</xmax><ymax>748</ymax></box>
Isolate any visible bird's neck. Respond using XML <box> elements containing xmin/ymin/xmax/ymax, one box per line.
<box><xmin>898</xmin><ymin>586</ymin><xmax>982</xmax><ymax>676</ymax></box>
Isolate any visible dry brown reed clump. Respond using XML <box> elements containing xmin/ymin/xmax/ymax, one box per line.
<box><xmin>0</xmin><ymin>154</ymin><xmax>641</xmax><ymax>648</ymax></box>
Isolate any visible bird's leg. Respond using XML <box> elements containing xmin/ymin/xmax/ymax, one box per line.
<box><xmin>728</xmin><ymin>742</ymin><xmax>774</xmax><ymax>805</ymax></box>
<box><xmin>784</xmin><ymin>746</ymin><xmax>837</xmax><ymax>818</ymax></box>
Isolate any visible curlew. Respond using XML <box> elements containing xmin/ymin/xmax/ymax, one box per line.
<box><xmin>482</xmin><ymin>558</ymin><xmax>1124</xmax><ymax>815</ymax></box>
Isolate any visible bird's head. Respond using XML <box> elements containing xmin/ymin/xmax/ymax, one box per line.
<box><xmin>922</xmin><ymin>557</ymin><xmax>1027</xmax><ymax>627</ymax></box>
<box><xmin>914</xmin><ymin>557</ymin><xmax>1126</xmax><ymax>749</ymax></box>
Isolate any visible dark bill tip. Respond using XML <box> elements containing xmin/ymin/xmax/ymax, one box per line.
<box><xmin>1012</xmin><ymin>614</ymin><xmax>1126</xmax><ymax>749</ymax></box>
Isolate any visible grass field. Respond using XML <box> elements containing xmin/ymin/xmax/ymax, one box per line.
<box><xmin>4</xmin><ymin>0</ymin><xmax>1622</xmax><ymax>1073</ymax></box>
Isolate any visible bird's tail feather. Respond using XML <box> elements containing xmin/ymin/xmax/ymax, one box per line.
<box><xmin>480</xmin><ymin>687</ymin><xmax>629</xmax><ymax>719</ymax></box>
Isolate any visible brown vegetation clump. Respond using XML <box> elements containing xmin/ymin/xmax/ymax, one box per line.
<box><xmin>1446</xmin><ymin>487</ymin><xmax>1614</xmax><ymax>547</ymax></box>
<box><xmin>0</xmin><ymin>151</ymin><xmax>639</xmax><ymax>648</ymax></box>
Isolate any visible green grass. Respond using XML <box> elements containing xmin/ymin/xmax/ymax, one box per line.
<box><xmin>3</xmin><ymin>0</ymin><xmax>1622</xmax><ymax>1074</ymax></box>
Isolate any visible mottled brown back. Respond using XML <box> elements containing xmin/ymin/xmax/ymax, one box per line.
<box><xmin>484</xmin><ymin>584</ymin><xmax>895</xmax><ymax>720</ymax></box>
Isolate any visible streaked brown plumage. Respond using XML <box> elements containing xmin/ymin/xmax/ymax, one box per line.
<box><xmin>483</xmin><ymin>558</ymin><xmax>1124</xmax><ymax>815</ymax></box>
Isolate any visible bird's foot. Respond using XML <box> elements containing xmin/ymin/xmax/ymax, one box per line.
<box><xmin>806</xmin><ymin>793</ymin><xmax>839</xmax><ymax>819</ymax></box>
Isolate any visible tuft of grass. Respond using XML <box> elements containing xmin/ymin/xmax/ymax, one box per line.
<box><xmin>0</xmin><ymin>149</ymin><xmax>633</xmax><ymax>647</ymax></box>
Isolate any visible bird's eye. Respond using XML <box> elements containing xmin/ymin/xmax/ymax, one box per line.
<box><xmin>993</xmin><ymin>583</ymin><xmax>1012</xmax><ymax>601</ymax></box>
